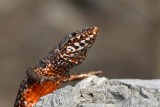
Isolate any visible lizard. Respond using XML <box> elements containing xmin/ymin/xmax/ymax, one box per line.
<box><xmin>14</xmin><ymin>26</ymin><xmax>101</xmax><ymax>107</ymax></box>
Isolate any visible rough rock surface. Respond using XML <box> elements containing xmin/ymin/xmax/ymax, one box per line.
<box><xmin>34</xmin><ymin>76</ymin><xmax>160</xmax><ymax>107</ymax></box>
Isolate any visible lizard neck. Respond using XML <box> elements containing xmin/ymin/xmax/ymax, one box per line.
<box><xmin>51</xmin><ymin>47</ymin><xmax>75</xmax><ymax>72</ymax></box>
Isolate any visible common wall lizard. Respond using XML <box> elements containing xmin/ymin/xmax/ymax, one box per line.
<box><xmin>14</xmin><ymin>26</ymin><xmax>101</xmax><ymax>107</ymax></box>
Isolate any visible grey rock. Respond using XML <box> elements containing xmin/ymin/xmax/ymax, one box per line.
<box><xmin>34</xmin><ymin>76</ymin><xmax>160</xmax><ymax>107</ymax></box>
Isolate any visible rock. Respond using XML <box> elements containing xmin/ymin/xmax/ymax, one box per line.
<box><xmin>34</xmin><ymin>76</ymin><xmax>160</xmax><ymax>107</ymax></box>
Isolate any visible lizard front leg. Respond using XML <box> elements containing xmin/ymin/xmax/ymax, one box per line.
<box><xmin>65</xmin><ymin>71</ymin><xmax>102</xmax><ymax>82</ymax></box>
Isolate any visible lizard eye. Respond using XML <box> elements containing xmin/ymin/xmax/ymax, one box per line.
<box><xmin>72</xmin><ymin>32</ymin><xmax>76</xmax><ymax>36</ymax></box>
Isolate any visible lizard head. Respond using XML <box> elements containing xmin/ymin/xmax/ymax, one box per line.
<box><xmin>57</xmin><ymin>26</ymin><xmax>99</xmax><ymax>68</ymax></box>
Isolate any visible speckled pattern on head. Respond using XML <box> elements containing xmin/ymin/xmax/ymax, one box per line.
<box><xmin>14</xmin><ymin>26</ymin><xmax>100</xmax><ymax>107</ymax></box>
<box><xmin>58</xmin><ymin>26</ymin><xmax>99</xmax><ymax>67</ymax></box>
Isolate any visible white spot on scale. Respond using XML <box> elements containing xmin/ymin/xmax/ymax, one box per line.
<box><xmin>69</xmin><ymin>54</ymin><xmax>74</xmax><ymax>57</ymax></box>
<box><xmin>93</xmin><ymin>32</ymin><xmax>97</xmax><ymax>35</ymax></box>
<box><xmin>81</xmin><ymin>40</ymin><xmax>85</xmax><ymax>43</ymax></box>
<box><xmin>86</xmin><ymin>38</ymin><xmax>90</xmax><ymax>41</ymax></box>
<box><xmin>24</xmin><ymin>101</ymin><xmax>28</xmax><ymax>105</ymax></box>
<box><xmin>74</xmin><ymin>42</ymin><xmax>80</xmax><ymax>46</ymax></box>
<box><xmin>67</xmin><ymin>46</ymin><xmax>76</xmax><ymax>52</ymax></box>
<box><xmin>77</xmin><ymin>35</ymin><xmax>81</xmax><ymax>39</ymax></box>
<box><xmin>90</xmin><ymin>35</ymin><xmax>94</xmax><ymax>38</ymax></box>
<box><xmin>57</xmin><ymin>62</ymin><xmax>61</xmax><ymax>65</ymax></box>
<box><xmin>64</xmin><ymin>53</ymin><xmax>68</xmax><ymax>56</ymax></box>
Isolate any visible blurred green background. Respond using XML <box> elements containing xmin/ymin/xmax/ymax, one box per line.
<box><xmin>0</xmin><ymin>0</ymin><xmax>160</xmax><ymax>106</ymax></box>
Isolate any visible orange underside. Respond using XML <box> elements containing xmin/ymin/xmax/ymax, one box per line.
<box><xmin>21</xmin><ymin>81</ymin><xmax>59</xmax><ymax>107</ymax></box>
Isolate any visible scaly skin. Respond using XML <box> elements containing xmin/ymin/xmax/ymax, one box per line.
<box><xmin>14</xmin><ymin>27</ymin><xmax>101</xmax><ymax>107</ymax></box>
